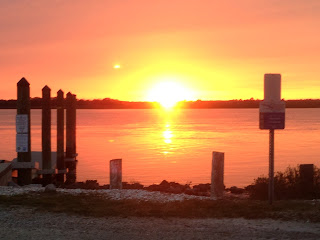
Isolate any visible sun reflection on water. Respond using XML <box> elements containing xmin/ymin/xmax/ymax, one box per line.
<box><xmin>163</xmin><ymin>123</ymin><xmax>173</xmax><ymax>144</ymax></box>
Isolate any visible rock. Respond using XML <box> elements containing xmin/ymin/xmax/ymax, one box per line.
<box><xmin>145</xmin><ymin>181</ymin><xmax>192</xmax><ymax>194</ymax></box>
<box><xmin>84</xmin><ymin>180</ymin><xmax>99</xmax><ymax>189</ymax></box>
<box><xmin>185</xmin><ymin>189</ymin><xmax>195</xmax><ymax>195</ymax></box>
<box><xmin>145</xmin><ymin>184</ymin><xmax>161</xmax><ymax>192</ymax></box>
<box><xmin>229</xmin><ymin>186</ymin><xmax>244</xmax><ymax>194</ymax></box>
<box><xmin>122</xmin><ymin>182</ymin><xmax>144</xmax><ymax>189</ymax></box>
<box><xmin>45</xmin><ymin>184</ymin><xmax>56</xmax><ymax>193</ymax></box>
<box><xmin>100</xmin><ymin>184</ymin><xmax>110</xmax><ymax>189</ymax></box>
<box><xmin>159</xmin><ymin>180</ymin><xmax>170</xmax><ymax>188</ymax></box>
<box><xmin>193</xmin><ymin>183</ymin><xmax>211</xmax><ymax>195</ymax></box>
<box><xmin>7</xmin><ymin>181</ymin><xmax>20</xmax><ymax>187</ymax></box>
<box><xmin>24</xmin><ymin>184</ymin><xmax>42</xmax><ymax>188</ymax></box>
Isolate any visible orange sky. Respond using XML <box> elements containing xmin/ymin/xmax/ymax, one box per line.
<box><xmin>1</xmin><ymin>1</ymin><xmax>319</xmax><ymax>101</ymax></box>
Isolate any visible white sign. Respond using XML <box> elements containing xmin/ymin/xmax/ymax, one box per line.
<box><xmin>259</xmin><ymin>73</ymin><xmax>285</xmax><ymax>130</ymax></box>
<box><xmin>16</xmin><ymin>134</ymin><xmax>28</xmax><ymax>152</ymax></box>
<box><xmin>264</xmin><ymin>73</ymin><xmax>281</xmax><ymax>102</ymax></box>
<box><xmin>16</xmin><ymin>114</ymin><xmax>28</xmax><ymax>133</ymax></box>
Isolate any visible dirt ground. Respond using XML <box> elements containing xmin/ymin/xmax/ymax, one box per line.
<box><xmin>1</xmin><ymin>206</ymin><xmax>320</xmax><ymax>240</ymax></box>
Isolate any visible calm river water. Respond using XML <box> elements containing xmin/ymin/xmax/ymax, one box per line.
<box><xmin>1</xmin><ymin>108</ymin><xmax>319</xmax><ymax>187</ymax></box>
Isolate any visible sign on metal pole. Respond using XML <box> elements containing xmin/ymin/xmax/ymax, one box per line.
<box><xmin>259</xmin><ymin>73</ymin><xmax>285</xmax><ymax>205</ymax></box>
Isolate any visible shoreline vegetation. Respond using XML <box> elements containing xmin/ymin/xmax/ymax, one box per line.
<box><xmin>1</xmin><ymin>98</ymin><xmax>320</xmax><ymax>109</ymax></box>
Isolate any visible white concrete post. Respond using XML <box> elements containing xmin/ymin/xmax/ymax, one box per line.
<box><xmin>211</xmin><ymin>151</ymin><xmax>224</xmax><ymax>199</ymax></box>
<box><xmin>110</xmin><ymin>159</ymin><xmax>122</xmax><ymax>189</ymax></box>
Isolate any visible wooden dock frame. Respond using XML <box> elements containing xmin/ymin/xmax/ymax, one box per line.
<box><xmin>15</xmin><ymin>77</ymin><xmax>78</xmax><ymax>186</ymax></box>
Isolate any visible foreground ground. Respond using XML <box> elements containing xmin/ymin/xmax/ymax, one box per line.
<box><xmin>1</xmin><ymin>186</ymin><xmax>320</xmax><ymax>239</ymax></box>
<box><xmin>1</xmin><ymin>206</ymin><xmax>320</xmax><ymax>240</ymax></box>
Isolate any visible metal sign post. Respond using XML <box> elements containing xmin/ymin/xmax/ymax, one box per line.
<box><xmin>259</xmin><ymin>74</ymin><xmax>285</xmax><ymax>205</ymax></box>
<box><xmin>269</xmin><ymin>129</ymin><xmax>274</xmax><ymax>204</ymax></box>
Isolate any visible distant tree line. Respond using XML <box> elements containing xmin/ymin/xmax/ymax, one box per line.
<box><xmin>178</xmin><ymin>99</ymin><xmax>320</xmax><ymax>109</ymax></box>
<box><xmin>1</xmin><ymin>98</ymin><xmax>320</xmax><ymax>109</ymax></box>
<box><xmin>0</xmin><ymin>98</ymin><xmax>157</xmax><ymax>109</ymax></box>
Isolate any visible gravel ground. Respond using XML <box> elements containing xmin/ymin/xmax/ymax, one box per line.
<box><xmin>1</xmin><ymin>206</ymin><xmax>320</xmax><ymax>240</ymax></box>
<box><xmin>1</xmin><ymin>186</ymin><xmax>320</xmax><ymax>239</ymax></box>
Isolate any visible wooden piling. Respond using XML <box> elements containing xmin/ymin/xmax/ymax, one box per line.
<box><xmin>41</xmin><ymin>86</ymin><xmax>52</xmax><ymax>185</ymax></box>
<box><xmin>66</xmin><ymin>92</ymin><xmax>76</xmax><ymax>158</ymax></box>
<box><xmin>66</xmin><ymin>92</ymin><xmax>77</xmax><ymax>184</ymax></box>
<box><xmin>300</xmin><ymin>164</ymin><xmax>314</xmax><ymax>199</ymax></box>
<box><xmin>211</xmin><ymin>151</ymin><xmax>224</xmax><ymax>199</ymax></box>
<box><xmin>56</xmin><ymin>90</ymin><xmax>65</xmax><ymax>184</ymax></box>
<box><xmin>110</xmin><ymin>159</ymin><xmax>122</xmax><ymax>189</ymax></box>
<box><xmin>17</xmin><ymin>78</ymin><xmax>32</xmax><ymax>185</ymax></box>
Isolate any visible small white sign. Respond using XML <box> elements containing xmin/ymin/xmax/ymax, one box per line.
<box><xmin>259</xmin><ymin>74</ymin><xmax>285</xmax><ymax>130</ymax></box>
<box><xmin>16</xmin><ymin>134</ymin><xmax>28</xmax><ymax>152</ymax></box>
<box><xmin>16</xmin><ymin>115</ymin><xmax>28</xmax><ymax>133</ymax></box>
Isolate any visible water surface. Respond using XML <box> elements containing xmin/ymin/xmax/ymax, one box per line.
<box><xmin>1</xmin><ymin>108</ymin><xmax>319</xmax><ymax>187</ymax></box>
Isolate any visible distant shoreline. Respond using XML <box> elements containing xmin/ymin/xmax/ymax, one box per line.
<box><xmin>1</xmin><ymin>99</ymin><xmax>320</xmax><ymax>109</ymax></box>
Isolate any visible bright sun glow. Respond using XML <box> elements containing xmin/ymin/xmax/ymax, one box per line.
<box><xmin>113</xmin><ymin>64</ymin><xmax>121</xmax><ymax>69</ymax></box>
<box><xmin>147</xmin><ymin>81</ymin><xmax>194</xmax><ymax>109</ymax></box>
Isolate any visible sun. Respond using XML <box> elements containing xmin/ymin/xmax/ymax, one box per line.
<box><xmin>147</xmin><ymin>81</ymin><xmax>194</xmax><ymax>109</ymax></box>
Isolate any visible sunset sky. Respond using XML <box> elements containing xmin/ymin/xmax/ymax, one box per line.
<box><xmin>1</xmin><ymin>0</ymin><xmax>319</xmax><ymax>101</ymax></box>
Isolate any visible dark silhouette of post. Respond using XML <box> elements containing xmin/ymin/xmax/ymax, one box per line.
<box><xmin>110</xmin><ymin>159</ymin><xmax>122</xmax><ymax>189</ymax></box>
<box><xmin>56</xmin><ymin>90</ymin><xmax>65</xmax><ymax>184</ymax></box>
<box><xmin>269</xmin><ymin>129</ymin><xmax>275</xmax><ymax>204</ymax></box>
<box><xmin>17</xmin><ymin>78</ymin><xmax>32</xmax><ymax>185</ymax></box>
<box><xmin>66</xmin><ymin>92</ymin><xmax>77</xmax><ymax>184</ymax></box>
<box><xmin>42</xmin><ymin>86</ymin><xmax>52</xmax><ymax>185</ymax></box>
<box><xmin>211</xmin><ymin>151</ymin><xmax>224</xmax><ymax>199</ymax></box>
<box><xmin>300</xmin><ymin>164</ymin><xmax>314</xmax><ymax>199</ymax></box>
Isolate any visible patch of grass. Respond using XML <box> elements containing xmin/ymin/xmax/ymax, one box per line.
<box><xmin>247</xmin><ymin>165</ymin><xmax>320</xmax><ymax>200</ymax></box>
<box><xmin>1</xmin><ymin>192</ymin><xmax>320</xmax><ymax>222</ymax></box>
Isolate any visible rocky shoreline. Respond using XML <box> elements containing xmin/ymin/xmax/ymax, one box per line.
<box><xmin>0</xmin><ymin>185</ymin><xmax>211</xmax><ymax>202</ymax></box>
<box><xmin>58</xmin><ymin>179</ymin><xmax>246</xmax><ymax>197</ymax></box>
<box><xmin>2</xmin><ymin>179</ymin><xmax>249</xmax><ymax>202</ymax></box>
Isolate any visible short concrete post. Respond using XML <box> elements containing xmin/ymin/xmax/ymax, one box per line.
<box><xmin>42</xmin><ymin>85</ymin><xmax>52</xmax><ymax>185</ymax></box>
<box><xmin>211</xmin><ymin>152</ymin><xmax>224</xmax><ymax>198</ymax></box>
<box><xmin>17</xmin><ymin>78</ymin><xmax>32</xmax><ymax>185</ymax></box>
<box><xmin>56</xmin><ymin>90</ymin><xmax>65</xmax><ymax>184</ymax></box>
<box><xmin>300</xmin><ymin>164</ymin><xmax>314</xmax><ymax>199</ymax></box>
<box><xmin>110</xmin><ymin>159</ymin><xmax>122</xmax><ymax>189</ymax></box>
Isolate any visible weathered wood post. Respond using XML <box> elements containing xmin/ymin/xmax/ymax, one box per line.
<box><xmin>300</xmin><ymin>164</ymin><xmax>314</xmax><ymax>199</ymax></box>
<box><xmin>211</xmin><ymin>152</ymin><xmax>224</xmax><ymax>199</ymax></box>
<box><xmin>16</xmin><ymin>77</ymin><xmax>32</xmax><ymax>185</ymax></box>
<box><xmin>65</xmin><ymin>92</ymin><xmax>77</xmax><ymax>184</ymax></box>
<box><xmin>41</xmin><ymin>86</ymin><xmax>52</xmax><ymax>185</ymax></box>
<box><xmin>56</xmin><ymin>90</ymin><xmax>65</xmax><ymax>184</ymax></box>
<box><xmin>110</xmin><ymin>159</ymin><xmax>122</xmax><ymax>189</ymax></box>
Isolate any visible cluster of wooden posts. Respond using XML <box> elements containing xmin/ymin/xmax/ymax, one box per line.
<box><xmin>15</xmin><ymin>77</ymin><xmax>77</xmax><ymax>186</ymax></box>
